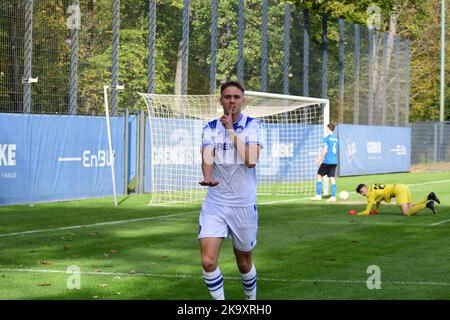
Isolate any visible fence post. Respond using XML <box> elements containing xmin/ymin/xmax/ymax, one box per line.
<box><xmin>23</xmin><ymin>0</ymin><xmax>34</xmax><ymax>113</ymax></box>
<box><xmin>181</xmin><ymin>0</ymin><xmax>189</xmax><ymax>95</ymax></box>
<box><xmin>368</xmin><ymin>27</ymin><xmax>374</xmax><ymax>125</ymax></box>
<box><xmin>68</xmin><ymin>0</ymin><xmax>80</xmax><ymax>115</ymax></box>
<box><xmin>394</xmin><ymin>36</ymin><xmax>400</xmax><ymax>127</ymax></box>
<box><xmin>111</xmin><ymin>0</ymin><xmax>120</xmax><ymax>116</ymax></box>
<box><xmin>148</xmin><ymin>0</ymin><xmax>156</xmax><ymax>94</ymax></box>
<box><xmin>283</xmin><ymin>3</ymin><xmax>290</xmax><ymax>94</ymax></box>
<box><xmin>353</xmin><ymin>24</ymin><xmax>360</xmax><ymax>125</ymax></box>
<box><xmin>321</xmin><ymin>14</ymin><xmax>328</xmax><ymax>99</ymax></box>
<box><xmin>261</xmin><ymin>0</ymin><xmax>268</xmax><ymax>92</ymax></box>
<box><xmin>210</xmin><ymin>0</ymin><xmax>218</xmax><ymax>94</ymax></box>
<box><xmin>404</xmin><ymin>38</ymin><xmax>410</xmax><ymax>127</ymax></box>
<box><xmin>381</xmin><ymin>32</ymin><xmax>388</xmax><ymax>126</ymax></box>
<box><xmin>237</xmin><ymin>0</ymin><xmax>245</xmax><ymax>84</ymax></box>
<box><xmin>303</xmin><ymin>9</ymin><xmax>309</xmax><ymax>97</ymax></box>
<box><xmin>338</xmin><ymin>18</ymin><xmax>344</xmax><ymax>123</ymax></box>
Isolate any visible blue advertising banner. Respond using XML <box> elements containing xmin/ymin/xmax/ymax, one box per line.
<box><xmin>338</xmin><ymin>124</ymin><xmax>411</xmax><ymax>176</ymax></box>
<box><xmin>0</xmin><ymin>113</ymin><xmax>124</xmax><ymax>205</ymax></box>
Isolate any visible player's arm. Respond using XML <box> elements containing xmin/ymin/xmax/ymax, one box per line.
<box><xmin>199</xmin><ymin>124</ymin><xmax>219</xmax><ymax>187</ymax></box>
<box><xmin>221</xmin><ymin>114</ymin><xmax>261</xmax><ymax>168</ymax></box>
<box><xmin>357</xmin><ymin>194</ymin><xmax>376</xmax><ymax>216</ymax></box>
<box><xmin>228</xmin><ymin>131</ymin><xmax>261</xmax><ymax>168</ymax></box>
<box><xmin>316</xmin><ymin>145</ymin><xmax>327</xmax><ymax>165</ymax></box>
<box><xmin>199</xmin><ymin>145</ymin><xmax>219</xmax><ymax>186</ymax></box>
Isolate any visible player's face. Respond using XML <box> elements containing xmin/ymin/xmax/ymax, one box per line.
<box><xmin>220</xmin><ymin>86</ymin><xmax>244</xmax><ymax>116</ymax></box>
<box><xmin>359</xmin><ymin>186</ymin><xmax>368</xmax><ymax>197</ymax></box>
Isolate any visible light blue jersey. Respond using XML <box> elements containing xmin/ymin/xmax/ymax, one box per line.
<box><xmin>323</xmin><ymin>134</ymin><xmax>338</xmax><ymax>164</ymax></box>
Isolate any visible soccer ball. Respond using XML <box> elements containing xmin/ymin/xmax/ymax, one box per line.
<box><xmin>339</xmin><ymin>190</ymin><xmax>349</xmax><ymax>200</ymax></box>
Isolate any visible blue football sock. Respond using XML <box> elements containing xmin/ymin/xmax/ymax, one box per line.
<box><xmin>331</xmin><ymin>183</ymin><xmax>336</xmax><ymax>197</ymax></box>
<box><xmin>241</xmin><ymin>264</ymin><xmax>257</xmax><ymax>300</ymax></box>
<box><xmin>203</xmin><ymin>267</ymin><xmax>225</xmax><ymax>300</ymax></box>
<box><xmin>316</xmin><ymin>181</ymin><xmax>322</xmax><ymax>196</ymax></box>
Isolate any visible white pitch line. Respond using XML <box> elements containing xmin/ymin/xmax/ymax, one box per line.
<box><xmin>430</xmin><ymin>219</ymin><xmax>450</xmax><ymax>226</ymax></box>
<box><xmin>406</xmin><ymin>179</ymin><xmax>450</xmax><ymax>188</ymax></box>
<box><xmin>0</xmin><ymin>211</ymin><xmax>198</xmax><ymax>238</ymax></box>
<box><xmin>259</xmin><ymin>197</ymin><xmax>310</xmax><ymax>205</ymax></box>
<box><xmin>292</xmin><ymin>221</ymin><xmax>434</xmax><ymax>227</ymax></box>
<box><xmin>0</xmin><ymin>198</ymin><xmax>300</xmax><ymax>238</ymax></box>
<box><xmin>1</xmin><ymin>268</ymin><xmax>449</xmax><ymax>287</ymax></box>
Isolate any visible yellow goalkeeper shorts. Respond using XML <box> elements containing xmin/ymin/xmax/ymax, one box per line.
<box><xmin>395</xmin><ymin>184</ymin><xmax>412</xmax><ymax>205</ymax></box>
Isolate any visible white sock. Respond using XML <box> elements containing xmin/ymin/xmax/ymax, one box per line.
<box><xmin>203</xmin><ymin>267</ymin><xmax>225</xmax><ymax>300</ymax></box>
<box><xmin>241</xmin><ymin>264</ymin><xmax>257</xmax><ymax>300</ymax></box>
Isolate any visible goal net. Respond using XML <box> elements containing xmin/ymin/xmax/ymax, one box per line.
<box><xmin>139</xmin><ymin>91</ymin><xmax>329</xmax><ymax>205</ymax></box>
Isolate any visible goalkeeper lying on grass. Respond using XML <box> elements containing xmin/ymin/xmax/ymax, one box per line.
<box><xmin>350</xmin><ymin>183</ymin><xmax>440</xmax><ymax>216</ymax></box>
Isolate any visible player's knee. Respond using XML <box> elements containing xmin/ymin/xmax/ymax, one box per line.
<box><xmin>201</xmin><ymin>256</ymin><xmax>218</xmax><ymax>272</ymax></box>
<box><xmin>236</xmin><ymin>258</ymin><xmax>252</xmax><ymax>274</ymax></box>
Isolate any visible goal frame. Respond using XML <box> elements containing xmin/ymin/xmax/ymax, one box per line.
<box><xmin>129</xmin><ymin>91</ymin><xmax>331</xmax><ymax>206</ymax></box>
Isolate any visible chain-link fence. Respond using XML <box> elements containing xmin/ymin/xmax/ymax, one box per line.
<box><xmin>0</xmin><ymin>0</ymin><xmax>411</xmax><ymax>125</ymax></box>
<box><xmin>411</xmin><ymin>122</ymin><xmax>450</xmax><ymax>170</ymax></box>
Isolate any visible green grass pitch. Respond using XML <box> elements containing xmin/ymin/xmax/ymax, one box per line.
<box><xmin>0</xmin><ymin>172</ymin><xmax>449</xmax><ymax>300</ymax></box>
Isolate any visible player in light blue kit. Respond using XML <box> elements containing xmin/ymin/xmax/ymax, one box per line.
<box><xmin>198</xmin><ymin>80</ymin><xmax>264</xmax><ymax>300</ymax></box>
<box><xmin>311</xmin><ymin>123</ymin><xmax>339</xmax><ymax>202</ymax></box>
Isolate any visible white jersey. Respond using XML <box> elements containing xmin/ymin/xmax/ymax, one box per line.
<box><xmin>201</xmin><ymin>114</ymin><xmax>264</xmax><ymax>207</ymax></box>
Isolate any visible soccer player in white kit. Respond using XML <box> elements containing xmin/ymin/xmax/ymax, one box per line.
<box><xmin>198</xmin><ymin>80</ymin><xmax>263</xmax><ymax>300</ymax></box>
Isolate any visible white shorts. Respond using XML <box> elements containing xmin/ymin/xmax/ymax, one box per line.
<box><xmin>198</xmin><ymin>201</ymin><xmax>258</xmax><ymax>252</ymax></box>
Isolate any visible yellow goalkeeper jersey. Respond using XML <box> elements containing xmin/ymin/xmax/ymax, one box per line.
<box><xmin>367</xmin><ymin>184</ymin><xmax>396</xmax><ymax>204</ymax></box>
<box><xmin>358</xmin><ymin>184</ymin><xmax>398</xmax><ymax>216</ymax></box>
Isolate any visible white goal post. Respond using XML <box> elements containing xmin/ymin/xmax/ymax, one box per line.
<box><xmin>103</xmin><ymin>84</ymin><xmax>124</xmax><ymax>207</ymax></box>
<box><xmin>138</xmin><ymin>91</ymin><xmax>329</xmax><ymax>205</ymax></box>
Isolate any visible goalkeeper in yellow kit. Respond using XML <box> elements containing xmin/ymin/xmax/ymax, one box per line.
<box><xmin>354</xmin><ymin>183</ymin><xmax>440</xmax><ymax>216</ymax></box>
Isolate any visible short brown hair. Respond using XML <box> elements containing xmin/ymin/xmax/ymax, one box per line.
<box><xmin>356</xmin><ymin>184</ymin><xmax>366</xmax><ymax>193</ymax></box>
<box><xmin>327</xmin><ymin>123</ymin><xmax>335</xmax><ymax>131</ymax></box>
<box><xmin>220</xmin><ymin>80</ymin><xmax>245</xmax><ymax>95</ymax></box>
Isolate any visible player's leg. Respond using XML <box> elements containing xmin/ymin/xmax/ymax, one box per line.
<box><xmin>198</xmin><ymin>203</ymin><xmax>229</xmax><ymax>300</ymax></box>
<box><xmin>312</xmin><ymin>167</ymin><xmax>325</xmax><ymax>200</ymax></box>
<box><xmin>399</xmin><ymin>186</ymin><xmax>436</xmax><ymax>215</ymax></box>
<box><xmin>426</xmin><ymin>192</ymin><xmax>440</xmax><ymax>204</ymax></box>
<box><xmin>397</xmin><ymin>186</ymin><xmax>417</xmax><ymax>215</ymax></box>
<box><xmin>400</xmin><ymin>203</ymin><xmax>413</xmax><ymax>215</ymax></box>
<box><xmin>234</xmin><ymin>247</ymin><xmax>257</xmax><ymax>300</ymax></box>
<box><xmin>199</xmin><ymin>237</ymin><xmax>226</xmax><ymax>299</ymax></box>
<box><xmin>228</xmin><ymin>205</ymin><xmax>258</xmax><ymax>300</ymax></box>
<box><xmin>406</xmin><ymin>191</ymin><xmax>439</xmax><ymax>215</ymax></box>
<box><xmin>326</xmin><ymin>165</ymin><xmax>337</xmax><ymax>202</ymax></box>
<box><xmin>200</xmin><ymin>237</ymin><xmax>223</xmax><ymax>272</ymax></box>
<box><xmin>403</xmin><ymin>202</ymin><xmax>435</xmax><ymax>215</ymax></box>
